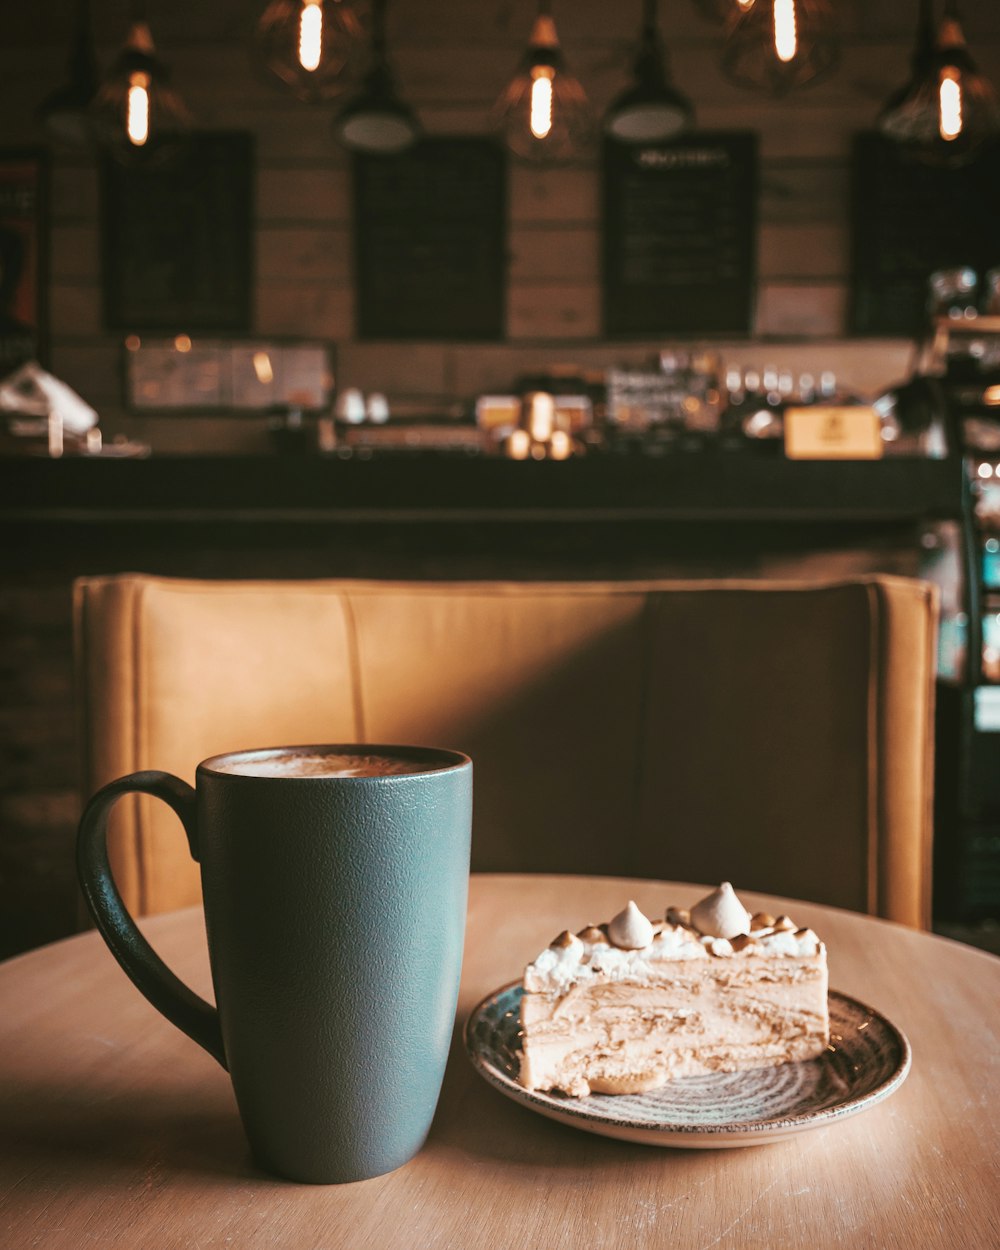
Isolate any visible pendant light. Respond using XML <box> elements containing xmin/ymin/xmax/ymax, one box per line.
<box><xmin>334</xmin><ymin>0</ymin><xmax>419</xmax><ymax>154</ymax></box>
<box><xmin>255</xmin><ymin>0</ymin><xmax>365</xmax><ymax>103</ymax></box>
<box><xmin>879</xmin><ymin>0</ymin><xmax>1000</xmax><ymax>167</ymax></box>
<box><xmin>494</xmin><ymin>0</ymin><xmax>592</xmax><ymax>164</ymax></box>
<box><xmin>606</xmin><ymin>0</ymin><xmax>693</xmax><ymax>144</ymax></box>
<box><xmin>90</xmin><ymin>3</ymin><xmax>192</xmax><ymax>163</ymax></box>
<box><xmin>36</xmin><ymin>0</ymin><xmax>99</xmax><ymax>148</ymax></box>
<box><xmin>720</xmin><ymin>0</ymin><xmax>839</xmax><ymax>95</ymax></box>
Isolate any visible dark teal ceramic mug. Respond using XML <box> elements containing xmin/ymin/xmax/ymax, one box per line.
<box><xmin>76</xmin><ymin>744</ymin><xmax>473</xmax><ymax>1185</ymax></box>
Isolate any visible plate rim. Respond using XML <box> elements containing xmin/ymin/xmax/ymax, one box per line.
<box><xmin>463</xmin><ymin>979</ymin><xmax>912</xmax><ymax>1143</ymax></box>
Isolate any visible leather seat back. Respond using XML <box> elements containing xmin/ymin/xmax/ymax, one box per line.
<box><xmin>74</xmin><ymin>574</ymin><xmax>937</xmax><ymax>926</ymax></box>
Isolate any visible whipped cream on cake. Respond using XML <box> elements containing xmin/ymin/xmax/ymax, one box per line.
<box><xmin>518</xmin><ymin>883</ymin><xmax>829</xmax><ymax>1097</ymax></box>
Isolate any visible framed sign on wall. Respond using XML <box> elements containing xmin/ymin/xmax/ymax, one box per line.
<box><xmin>101</xmin><ymin>132</ymin><xmax>254</xmax><ymax>334</ymax></box>
<box><xmin>124</xmin><ymin>337</ymin><xmax>335</xmax><ymax>413</ymax></box>
<box><xmin>353</xmin><ymin>137</ymin><xmax>506</xmax><ymax>340</ymax></box>
<box><xmin>0</xmin><ymin>148</ymin><xmax>47</xmax><ymax>376</ymax></box>
<box><xmin>850</xmin><ymin>132</ymin><xmax>1000</xmax><ymax>336</ymax></box>
<box><xmin>602</xmin><ymin>132</ymin><xmax>758</xmax><ymax>338</ymax></box>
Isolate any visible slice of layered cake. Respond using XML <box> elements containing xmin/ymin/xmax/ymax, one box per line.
<box><xmin>518</xmin><ymin>883</ymin><xmax>829</xmax><ymax>1097</ymax></box>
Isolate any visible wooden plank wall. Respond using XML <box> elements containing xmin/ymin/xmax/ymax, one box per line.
<box><xmin>2</xmin><ymin>0</ymin><xmax>998</xmax><ymax>444</ymax></box>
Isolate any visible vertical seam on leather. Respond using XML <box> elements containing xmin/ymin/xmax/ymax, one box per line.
<box><xmin>132</xmin><ymin>581</ymin><xmax>149</xmax><ymax>915</ymax></box>
<box><xmin>341</xmin><ymin>593</ymin><xmax>366</xmax><ymax>741</ymax></box>
<box><xmin>864</xmin><ymin>582</ymin><xmax>881</xmax><ymax>918</ymax></box>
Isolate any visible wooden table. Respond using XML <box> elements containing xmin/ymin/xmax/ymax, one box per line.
<box><xmin>1</xmin><ymin>875</ymin><xmax>998</xmax><ymax>1249</ymax></box>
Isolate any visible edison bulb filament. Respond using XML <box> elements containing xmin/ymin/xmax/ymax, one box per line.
<box><xmin>299</xmin><ymin>0</ymin><xmax>323</xmax><ymax>72</ymax></box>
<box><xmin>773</xmin><ymin>0</ymin><xmax>797</xmax><ymax>63</ymax></box>
<box><xmin>530</xmin><ymin>69</ymin><xmax>554</xmax><ymax>139</ymax></box>
<box><xmin>939</xmin><ymin>71</ymin><xmax>963</xmax><ymax>140</ymax></box>
<box><xmin>126</xmin><ymin>71</ymin><xmax>150</xmax><ymax>145</ymax></box>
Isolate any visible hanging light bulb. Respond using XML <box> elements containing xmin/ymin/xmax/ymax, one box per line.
<box><xmin>879</xmin><ymin>0</ymin><xmax>1000</xmax><ymax>167</ymax></box>
<box><xmin>773</xmin><ymin>0</ymin><xmax>797</xmax><ymax>62</ymax></box>
<box><xmin>126</xmin><ymin>73</ymin><xmax>150</xmax><ymax>145</ymax></box>
<box><xmin>494</xmin><ymin>1</ymin><xmax>592</xmax><ymax>163</ymax></box>
<box><xmin>255</xmin><ymin>0</ymin><xmax>365</xmax><ymax>102</ymax></box>
<box><xmin>334</xmin><ymin>0</ymin><xmax>419</xmax><ymax>154</ymax></box>
<box><xmin>91</xmin><ymin>5</ymin><xmax>191</xmax><ymax>163</ymax></box>
<box><xmin>606</xmin><ymin>0</ymin><xmax>694</xmax><ymax>144</ymax></box>
<box><xmin>720</xmin><ymin>0</ymin><xmax>839</xmax><ymax>94</ymax></box>
<box><xmin>36</xmin><ymin>0</ymin><xmax>99</xmax><ymax>148</ymax></box>
<box><xmin>938</xmin><ymin>69</ymin><xmax>962</xmax><ymax>140</ymax></box>
<box><xmin>300</xmin><ymin>2</ymin><xmax>323</xmax><ymax>71</ymax></box>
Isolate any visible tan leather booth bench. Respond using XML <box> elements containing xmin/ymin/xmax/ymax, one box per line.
<box><xmin>74</xmin><ymin>574</ymin><xmax>937</xmax><ymax>928</ymax></box>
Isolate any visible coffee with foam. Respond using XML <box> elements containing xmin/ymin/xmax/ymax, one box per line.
<box><xmin>209</xmin><ymin>749</ymin><xmax>451</xmax><ymax>779</ymax></box>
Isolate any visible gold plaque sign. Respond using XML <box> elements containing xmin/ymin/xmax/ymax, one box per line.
<box><xmin>784</xmin><ymin>406</ymin><xmax>883</xmax><ymax>460</ymax></box>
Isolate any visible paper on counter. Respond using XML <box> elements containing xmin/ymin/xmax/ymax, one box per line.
<box><xmin>0</xmin><ymin>361</ymin><xmax>98</xmax><ymax>434</ymax></box>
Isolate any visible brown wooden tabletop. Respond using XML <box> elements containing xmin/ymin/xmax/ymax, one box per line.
<box><xmin>1</xmin><ymin>874</ymin><xmax>998</xmax><ymax>1249</ymax></box>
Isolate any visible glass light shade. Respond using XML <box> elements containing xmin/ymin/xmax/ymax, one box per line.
<box><xmin>495</xmin><ymin>13</ymin><xmax>592</xmax><ymax>163</ymax></box>
<box><xmin>720</xmin><ymin>0</ymin><xmax>839</xmax><ymax>94</ymax></box>
<box><xmin>335</xmin><ymin>62</ymin><xmax>420</xmax><ymax>153</ymax></box>
<box><xmin>37</xmin><ymin>0</ymin><xmax>99</xmax><ymax>148</ymax></box>
<box><xmin>256</xmin><ymin>0</ymin><xmax>365</xmax><ymax>103</ymax></box>
<box><xmin>90</xmin><ymin>22</ymin><xmax>192</xmax><ymax>164</ymax></box>
<box><xmin>606</xmin><ymin>86</ymin><xmax>693</xmax><ymax>143</ymax></box>
<box><xmin>879</xmin><ymin>10</ymin><xmax>1000</xmax><ymax>167</ymax></box>
<box><xmin>38</xmin><ymin>79</ymin><xmax>98</xmax><ymax>149</ymax></box>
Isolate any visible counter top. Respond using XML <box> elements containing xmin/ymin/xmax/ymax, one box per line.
<box><xmin>0</xmin><ymin>452</ymin><xmax>966</xmax><ymax>524</ymax></box>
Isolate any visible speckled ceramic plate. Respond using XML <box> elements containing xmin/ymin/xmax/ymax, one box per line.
<box><xmin>464</xmin><ymin>982</ymin><xmax>911</xmax><ymax>1147</ymax></box>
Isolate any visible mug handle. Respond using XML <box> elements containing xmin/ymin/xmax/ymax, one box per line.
<box><xmin>76</xmin><ymin>771</ymin><xmax>227</xmax><ymax>1069</ymax></box>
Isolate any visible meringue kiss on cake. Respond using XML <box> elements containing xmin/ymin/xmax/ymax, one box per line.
<box><xmin>518</xmin><ymin>884</ymin><xmax>829</xmax><ymax>1098</ymax></box>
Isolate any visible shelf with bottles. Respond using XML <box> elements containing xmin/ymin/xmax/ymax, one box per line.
<box><xmin>969</xmin><ymin>461</ymin><xmax>1000</xmax><ymax>528</ymax></box>
<box><xmin>718</xmin><ymin>364</ymin><xmax>843</xmax><ymax>450</ymax></box>
<box><xmin>912</xmin><ymin>269</ymin><xmax>1000</xmax><ymax>432</ymax></box>
<box><xmin>598</xmin><ymin>352</ymin><xmax>919</xmax><ymax>460</ymax></box>
<box><xmin>918</xmin><ymin>314</ymin><xmax>1000</xmax><ymax>382</ymax></box>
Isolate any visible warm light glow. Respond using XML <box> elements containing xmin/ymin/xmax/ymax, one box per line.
<box><xmin>125</xmin><ymin>334</ymin><xmax>142</xmax><ymax>352</ymax></box>
<box><xmin>126</xmin><ymin>71</ymin><xmax>150</xmax><ymax>146</ymax></box>
<box><xmin>939</xmin><ymin>70</ymin><xmax>963</xmax><ymax>141</ymax></box>
<box><xmin>773</xmin><ymin>0</ymin><xmax>797</xmax><ymax>63</ymax></box>
<box><xmin>174</xmin><ymin>334</ymin><xmax>192</xmax><ymax>353</ymax></box>
<box><xmin>253</xmin><ymin>351</ymin><xmax>275</xmax><ymax>385</ymax></box>
<box><xmin>299</xmin><ymin>0</ymin><xmax>323</xmax><ymax>72</ymax></box>
<box><xmin>527</xmin><ymin>392</ymin><xmax>555</xmax><ymax>442</ymax></box>
<box><xmin>530</xmin><ymin>68</ymin><xmax>554</xmax><ymax>140</ymax></box>
<box><xmin>549</xmin><ymin>429</ymin><xmax>572</xmax><ymax>460</ymax></box>
<box><xmin>507</xmin><ymin>429</ymin><xmax>531</xmax><ymax>459</ymax></box>
<box><xmin>984</xmin><ymin>384</ymin><xmax>1000</xmax><ymax>407</ymax></box>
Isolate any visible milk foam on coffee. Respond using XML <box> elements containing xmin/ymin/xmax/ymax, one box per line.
<box><xmin>212</xmin><ymin>750</ymin><xmax>441</xmax><ymax>778</ymax></box>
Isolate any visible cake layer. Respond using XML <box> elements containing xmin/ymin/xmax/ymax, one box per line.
<box><xmin>517</xmin><ymin>885</ymin><xmax>831</xmax><ymax>1097</ymax></box>
<box><xmin>520</xmin><ymin>953</ymin><xmax>828</xmax><ymax>1096</ymax></box>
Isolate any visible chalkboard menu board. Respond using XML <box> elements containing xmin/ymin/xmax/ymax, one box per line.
<box><xmin>0</xmin><ymin>148</ymin><xmax>47</xmax><ymax>374</ymax></box>
<box><xmin>101</xmin><ymin>133</ymin><xmax>254</xmax><ymax>334</ymax></box>
<box><xmin>851</xmin><ymin>131</ymin><xmax>1000</xmax><ymax>336</ymax></box>
<box><xmin>353</xmin><ymin>138</ymin><xmax>505</xmax><ymax>340</ymax></box>
<box><xmin>602</xmin><ymin>132</ymin><xmax>757</xmax><ymax>338</ymax></box>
